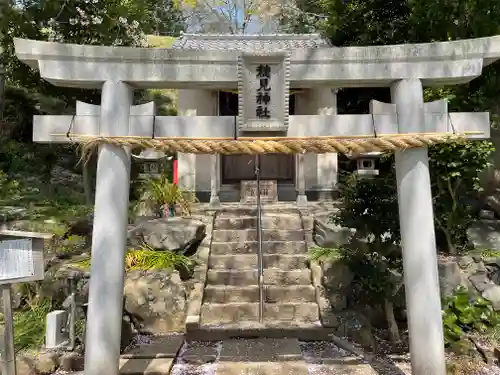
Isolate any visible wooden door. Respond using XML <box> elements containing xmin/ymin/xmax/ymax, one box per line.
<box><xmin>222</xmin><ymin>154</ymin><xmax>294</xmax><ymax>183</ymax></box>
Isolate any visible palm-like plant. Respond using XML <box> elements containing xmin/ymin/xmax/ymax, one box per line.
<box><xmin>135</xmin><ymin>173</ymin><xmax>198</xmax><ymax>217</ymax></box>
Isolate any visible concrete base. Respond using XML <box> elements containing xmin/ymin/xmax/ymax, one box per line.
<box><xmin>209</xmin><ymin>196</ymin><xmax>221</xmax><ymax>208</ymax></box>
<box><xmin>296</xmin><ymin>194</ymin><xmax>308</xmax><ymax>208</ymax></box>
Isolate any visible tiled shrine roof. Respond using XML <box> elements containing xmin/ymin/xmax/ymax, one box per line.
<box><xmin>170</xmin><ymin>33</ymin><xmax>332</xmax><ymax>51</ymax></box>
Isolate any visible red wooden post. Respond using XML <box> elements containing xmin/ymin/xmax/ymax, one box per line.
<box><xmin>173</xmin><ymin>159</ymin><xmax>178</xmax><ymax>185</ymax></box>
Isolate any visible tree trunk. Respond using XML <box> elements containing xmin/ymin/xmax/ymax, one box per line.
<box><xmin>384</xmin><ymin>298</ymin><xmax>401</xmax><ymax>344</ymax></box>
<box><xmin>444</xmin><ymin>229</ymin><xmax>456</xmax><ymax>255</ymax></box>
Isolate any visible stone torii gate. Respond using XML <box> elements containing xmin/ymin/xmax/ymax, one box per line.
<box><xmin>14</xmin><ymin>36</ymin><xmax>500</xmax><ymax>375</ymax></box>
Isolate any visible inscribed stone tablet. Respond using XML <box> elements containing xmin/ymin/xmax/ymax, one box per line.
<box><xmin>241</xmin><ymin>180</ymin><xmax>278</xmax><ymax>204</ymax></box>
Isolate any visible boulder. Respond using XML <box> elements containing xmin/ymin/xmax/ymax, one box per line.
<box><xmin>467</xmin><ymin>220</ymin><xmax>500</xmax><ymax>251</ymax></box>
<box><xmin>335</xmin><ymin>311</ymin><xmax>376</xmax><ymax>351</ymax></box>
<box><xmin>123</xmin><ymin>269</ymin><xmax>187</xmax><ymax>334</ymax></box>
<box><xmin>485</xmin><ymin>195</ymin><xmax>500</xmax><ymax>218</ymax></box>
<box><xmin>438</xmin><ymin>259</ymin><xmax>472</xmax><ymax>298</ymax></box>
<box><xmin>313</xmin><ymin>216</ymin><xmax>355</xmax><ymax>248</ymax></box>
<box><xmin>321</xmin><ymin>260</ymin><xmax>354</xmax><ymax>311</ymax></box>
<box><xmin>482</xmin><ymin>285</ymin><xmax>500</xmax><ymax>310</ymax></box>
<box><xmin>128</xmin><ymin>217</ymin><xmax>206</xmax><ymax>252</ymax></box>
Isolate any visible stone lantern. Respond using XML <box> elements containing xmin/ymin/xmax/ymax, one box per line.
<box><xmin>353</xmin><ymin>152</ymin><xmax>382</xmax><ymax>177</ymax></box>
<box><xmin>131</xmin><ymin>149</ymin><xmax>172</xmax><ymax>179</ymax></box>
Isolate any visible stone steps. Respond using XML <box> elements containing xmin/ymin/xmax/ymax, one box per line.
<box><xmin>210</xmin><ymin>240</ymin><xmax>307</xmax><ymax>255</ymax></box>
<box><xmin>204</xmin><ymin>285</ymin><xmax>317</xmax><ymax>303</ymax></box>
<box><xmin>208</xmin><ymin>254</ymin><xmax>308</xmax><ymax>270</ymax></box>
<box><xmin>214</xmin><ymin>214</ymin><xmax>302</xmax><ymax>230</ymax></box>
<box><xmin>200</xmin><ymin>302</ymin><xmax>320</xmax><ymax>324</ymax></box>
<box><xmin>194</xmin><ymin>210</ymin><xmax>322</xmax><ymax>337</ymax></box>
<box><xmin>212</xmin><ymin>229</ymin><xmax>304</xmax><ymax>242</ymax></box>
<box><xmin>206</xmin><ymin>269</ymin><xmax>312</xmax><ymax>286</ymax></box>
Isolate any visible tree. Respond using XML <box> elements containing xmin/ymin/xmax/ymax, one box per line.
<box><xmin>327</xmin><ymin>160</ymin><xmax>404</xmax><ymax>345</ymax></box>
<box><xmin>429</xmin><ymin>140</ymin><xmax>494</xmax><ymax>254</ymax></box>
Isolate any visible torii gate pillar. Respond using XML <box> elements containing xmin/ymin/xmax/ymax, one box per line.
<box><xmin>84</xmin><ymin>81</ymin><xmax>133</xmax><ymax>375</ymax></box>
<box><xmin>392</xmin><ymin>79</ymin><xmax>446</xmax><ymax>375</ymax></box>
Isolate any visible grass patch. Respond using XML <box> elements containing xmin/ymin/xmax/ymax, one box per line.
<box><xmin>308</xmin><ymin>247</ymin><xmax>343</xmax><ymax>262</ymax></box>
<box><xmin>469</xmin><ymin>248</ymin><xmax>500</xmax><ymax>258</ymax></box>
<box><xmin>73</xmin><ymin>247</ymin><xmax>194</xmax><ymax>273</ymax></box>
<box><xmin>0</xmin><ymin>301</ymin><xmax>53</xmax><ymax>352</ymax></box>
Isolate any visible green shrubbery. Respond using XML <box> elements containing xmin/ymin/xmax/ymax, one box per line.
<box><xmin>442</xmin><ymin>287</ymin><xmax>499</xmax><ymax>347</ymax></box>
<box><xmin>313</xmin><ymin>140</ymin><xmax>496</xmax><ymax>348</ymax></box>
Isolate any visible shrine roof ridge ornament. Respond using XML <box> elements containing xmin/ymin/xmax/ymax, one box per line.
<box><xmin>13</xmin><ymin>35</ymin><xmax>500</xmax><ymax>88</ymax></box>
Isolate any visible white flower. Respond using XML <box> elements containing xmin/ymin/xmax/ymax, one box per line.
<box><xmin>131</xmin><ymin>20</ymin><xmax>139</xmax><ymax>28</ymax></box>
<box><xmin>69</xmin><ymin>18</ymin><xmax>77</xmax><ymax>25</ymax></box>
<box><xmin>91</xmin><ymin>16</ymin><xmax>103</xmax><ymax>24</ymax></box>
<box><xmin>119</xmin><ymin>17</ymin><xmax>127</xmax><ymax>24</ymax></box>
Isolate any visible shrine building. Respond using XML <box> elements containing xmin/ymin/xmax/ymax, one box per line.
<box><xmin>170</xmin><ymin>33</ymin><xmax>338</xmax><ymax>203</ymax></box>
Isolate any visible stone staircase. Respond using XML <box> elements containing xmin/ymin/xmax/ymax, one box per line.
<box><xmin>196</xmin><ymin>208</ymin><xmax>323</xmax><ymax>338</ymax></box>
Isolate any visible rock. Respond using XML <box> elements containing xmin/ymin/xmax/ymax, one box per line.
<box><xmin>490</xmin><ymin>269</ymin><xmax>500</xmax><ymax>285</ymax></box>
<box><xmin>39</xmin><ymin>260</ymin><xmax>89</xmax><ymax>306</ymax></box>
<box><xmin>458</xmin><ymin>256</ymin><xmax>475</xmax><ymax>269</ymax></box>
<box><xmin>485</xmin><ymin>195</ymin><xmax>500</xmax><ymax>218</ymax></box>
<box><xmin>0</xmin><ymin>283</ymin><xmax>24</xmax><ymax>310</ymax></box>
<box><xmin>121</xmin><ymin>315</ymin><xmax>136</xmax><ymax>351</ymax></box>
<box><xmin>467</xmin><ymin>220</ymin><xmax>500</xmax><ymax>251</ymax></box>
<box><xmin>438</xmin><ymin>260</ymin><xmax>470</xmax><ymax>297</ymax></box>
<box><xmin>480</xmin><ymin>210</ymin><xmax>496</xmax><ymax>220</ymax></box>
<box><xmin>59</xmin><ymin>352</ymin><xmax>84</xmax><ymax>371</ymax></box>
<box><xmin>313</xmin><ymin>216</ymin><xmax>355</xmax><ymax>248</ymax></box>
<box><xmin>482</xmin><ymin>285</ymin><xmax>500</xmax><ymax>310</ymax></box>
<box><xmin>0</xmin><ymin>206</ymin><xmax>29</xmax><ymax>222</ymax></box>
<box><xmin>322</xmin><ymin>260</ymin><xmax>354</xmax><ymax>311</ymax></box>
<box><xmin>16</xmin><ymin>351</ymin><xmax>59</xmax><ymax>375</ymax></box>
<box><xmin>62</xmin><ymin>214</ymin><xmax>93</xmax><ymax>240</ymax></box>
<box><xmin>128</xmin><ymin>217</ymin><xmax>206</xmax><ymax>252</ymax></box>
<box><xmin>336</xmin><ymin>311</ymin><xmax>376</xmax><ymax>351</ymax></box>
<box><xmin>449</xmin><ymin>339</ymin><xmax>476</xmax><ymax>356</ymax></box>
<box><xmin>123</xmin><ymin>269</ymin><xmax>187</xmax><ymax>334</ymax></box>
<box><xmin>469</xmin><ymin>273</ymin><xmax>492</xmax><ymax>293</ymax></box>
<box><xmin>35</xmin><ymin>351</ymin><xmax>60</xmax><ymax>373</ymax></box>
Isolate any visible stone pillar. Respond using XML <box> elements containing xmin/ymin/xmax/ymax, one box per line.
<box><xmin>310</xmin><ymin>88</ymin><xmax>338</xmax><ymax>199</ymax></box>
<box><xmin>177</xmin><ymin>90</ymin><xmax>198</xmax><ymax>192</ymax></box>
<box><xmin>209</xmin><ymin>154</ymin><xmax>220</xmax><ymax>207</ymax></box>
<box><xmin>84</xmin><ymin>81</ymin><xmax>133</xmax><ymax>375</ymax></box>
<box><xmin>296</xmin><ymin>153</ymin><xmax>307</xmax><ymax>207</ymax></box>
<box><xmin>178</xmin><ymin>89</ymin><xmax>218</xmax><ymax>201</ymax></box>
<box><xmin>391</xmin><ymin>79</ymin><xmax>446</xmax><ymax>375</ymax></box>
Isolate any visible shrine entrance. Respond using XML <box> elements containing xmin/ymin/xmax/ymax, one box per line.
<box><xmin>219</xmin><ymin>91</ymin><xmax>296</xmax><ymax>184</ymax></box>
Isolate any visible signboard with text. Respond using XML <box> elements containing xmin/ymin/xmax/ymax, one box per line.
<box><xmin>238</xmin><ymin>52</ymin><xmax>290</xmax><ymax>132</ymax></box>
<box><xmin>0</xmin><ymin>230</ymin><xmax>49</xmax><ymax>285</ymax></box>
